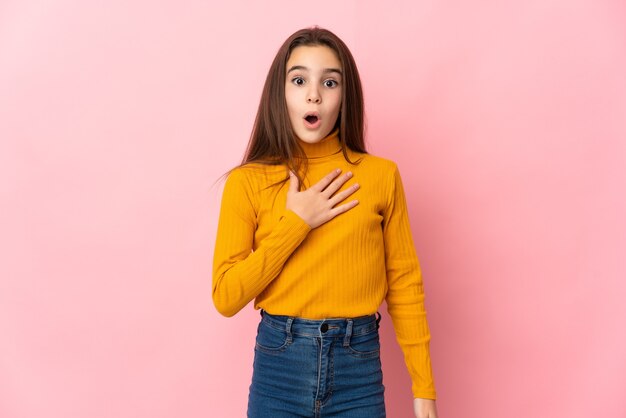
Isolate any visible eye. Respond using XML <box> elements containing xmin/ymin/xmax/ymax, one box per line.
<box><xmin>325</xmin><ymin>79</ymin><xmax>339</xmax><ymax>88</ymax></box>
<box><xmin>291</xmin><ymin>76</ymin><xmax>305</xmax><ymax>86</ymax></box>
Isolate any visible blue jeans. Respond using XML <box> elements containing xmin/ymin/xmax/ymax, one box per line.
<box><xmin>247</xmin><ymin>309</ymin><xmax>386</xmax><ymax>417</ymax></box>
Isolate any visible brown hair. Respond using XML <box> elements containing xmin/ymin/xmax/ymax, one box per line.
<box><xmin>214</xmin><ymin>25</ymin><xmax>368</xmax><ymax>191</ymax></box>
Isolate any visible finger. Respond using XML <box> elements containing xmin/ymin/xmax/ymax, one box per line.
<box><xmin>328</xmin><ymin>199</ymin><xmax>359</xmax><ymax>218</ymax></box>
<box><xmin>328</xmin><ymin>182</ymin><xmax>360</xmax><ymax>206</ymax></box>
<box><xmin>322</xmin><ymin>171</ymin><xmax>355</xmax><ymax>198</ymax></box>
<box><xmin>310</xmin><ymin>168</ymin><xmax>341</xmax><ymax>192</ymax></box>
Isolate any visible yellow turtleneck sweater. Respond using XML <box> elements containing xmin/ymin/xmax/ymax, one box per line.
<box><xmin>212</xmin><ymin>127</ymin><xmax>437</xmax><ymax>399</ymax></box>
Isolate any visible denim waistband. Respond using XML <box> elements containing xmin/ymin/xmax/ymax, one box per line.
<box><xmin>259</xmin><ymin>308</ymin><xmax>381</xmax><ymax>338</ymax></box>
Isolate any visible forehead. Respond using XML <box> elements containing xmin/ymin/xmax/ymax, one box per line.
<box><xmin>286</xmin><ymin>45</ymin><xmax>341</xmax><ymax>71</ymax></box>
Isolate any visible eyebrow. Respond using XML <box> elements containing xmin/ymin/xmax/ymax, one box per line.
<box><xmin>287</xmin><ymin>65</ymin><xmax>343</xmax><ymax>77</ymax></box>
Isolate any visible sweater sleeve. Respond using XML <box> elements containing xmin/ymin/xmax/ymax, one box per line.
<box><xmin>212</xmin><ymin>167</ymin><xmax>312</xmax><ymax>317</ymax></box>
<box><xmin>382</xmin><ymin>163</ymin><xmax>437</xmax><ymax>399</ymax></box>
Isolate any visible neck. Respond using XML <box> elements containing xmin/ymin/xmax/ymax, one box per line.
<box><xmin>296</xmin><ymin>127</ymin><xmax>341</xmax><ymax>159</ymax></box>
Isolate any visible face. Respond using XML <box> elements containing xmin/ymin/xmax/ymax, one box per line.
<box><xmin>285</xmin><ymin>45</ymin><xmax>343</xmax><ymax>144</ymax></box>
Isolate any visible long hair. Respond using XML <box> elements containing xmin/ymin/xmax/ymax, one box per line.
<box><xmin>216</xmin><ymin>26</ymin><xmax>367</xmax><ymax>191</ymax></box>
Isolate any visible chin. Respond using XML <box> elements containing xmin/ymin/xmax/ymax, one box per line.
<box><xmin>303</xmin><ymin>128</ymin><xmax>330</xmax><ymax>141</ymax></box>
<box><xmin>296</xmin><ymin>133</ymin><xmax>320</xmax><ymax>143</ymax></box>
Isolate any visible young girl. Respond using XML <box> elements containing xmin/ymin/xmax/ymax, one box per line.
<box><xmin>212</xmin><ymin>26</ymin><xmax>439</xmax><ymax>418</ymax></box>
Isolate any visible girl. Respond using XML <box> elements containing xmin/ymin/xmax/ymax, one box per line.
<box><xmin>212</xmin><ymin>26</ymin><xmax>439</xmax><ymax>418</ymax></box>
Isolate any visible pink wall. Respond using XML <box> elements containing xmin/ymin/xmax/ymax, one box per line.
<box><xmin>1</xmin><ymin>1</ymin><xmax>625</xmax><ymax>417</ymax></box>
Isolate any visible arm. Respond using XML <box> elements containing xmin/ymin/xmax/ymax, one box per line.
<box><xmin>212</xmin><ymin>168</ymin><xmax>311</xmax><ymax>317</ymax></box>
<box><xmin>414</xmin><ymin>398</ymin><xmax>439</xmax><ymax>418</ymax></box>
<box><xmin>382</xmin><ymin>163</ymin><xmax>438</xmax><ymax>400</ymax></box>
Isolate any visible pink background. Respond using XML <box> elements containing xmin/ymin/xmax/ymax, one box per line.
<box><xmin>1</xmin><ymin>1</ymin><xmax>625</xmax><ymax>417</ymax></box>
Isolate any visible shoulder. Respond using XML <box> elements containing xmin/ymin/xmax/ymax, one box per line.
<box><xmin>224</xmin><ymin>162</ymin><xmax>288</xmax><ymax>194</ymax></box>
<box><xmin>223</xmin><ymin>166</ymin><xmax>250</xmax><ymax>191</ymax></box>
<box><xmin>223</xmin><ymin>164</ymin><xmax>262</xmax><ymax>194</ymax></box>
<box><xmin>350</xmin><ymin>151</ymin><xmax>400</xmax><ymax>177</ymax></box>
<box><xmin>227</xmin><ymin>162</ymin><xmax>282</xmax><ymax>181</ymax></box>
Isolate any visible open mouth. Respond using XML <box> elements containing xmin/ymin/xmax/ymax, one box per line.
<box><xmin>305</xmin><ymin>115</ymin><xmax>319</xmax><ymax>124</ymax></box>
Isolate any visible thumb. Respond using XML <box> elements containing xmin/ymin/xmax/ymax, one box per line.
<box><xmin>288</xmin><ymin>170</ymin><xmax>299</xmax><ymax>193</ymax></box>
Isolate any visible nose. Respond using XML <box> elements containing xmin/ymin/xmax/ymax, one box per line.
<box><xmin>307</xmin><ymin>86</ymin><xmax>321</xmax><ymax>104</ymax></box>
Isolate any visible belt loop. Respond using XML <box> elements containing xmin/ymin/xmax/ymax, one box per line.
<box><xmin>285</xmin><ymin>316</ymin><xmax>294</xmax><ymax>343</ymax></box>
<box><xmin>343</xmin><ymin>318</ymin><xmax>353</xmax><ymax>347</ymax></box>
<box><xmin>375</xmin><ymin>311</ymin><xmax>381</xmax><ymax>329</ymax></box>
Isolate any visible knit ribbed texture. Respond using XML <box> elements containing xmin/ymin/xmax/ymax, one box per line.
<box><xmin>212</xmin><ymin>127</ymin><xmax>437</xmax><ymax>399</ymax></box>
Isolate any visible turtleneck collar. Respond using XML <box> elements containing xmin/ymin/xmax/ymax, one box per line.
<box><xmin>296</xmin><ymin>127</ymin><xmax>341</xmax><ymax>159</ymax></box>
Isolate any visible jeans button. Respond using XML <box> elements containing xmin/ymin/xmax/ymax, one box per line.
<box><xmin>321</xmin><ymin>323</ymin><xmax>328</xmax><ymax>332</ymax></box>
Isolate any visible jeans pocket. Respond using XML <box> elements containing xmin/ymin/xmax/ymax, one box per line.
<box><xmin>255</xmin><ymin>320</ymin><xmax>290</xmax><ymax>354</ymax></box>
<box><xmin>346</xmin><ymin>329</ymin><xmax>380</xmax><ymax>359</ymax></box>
